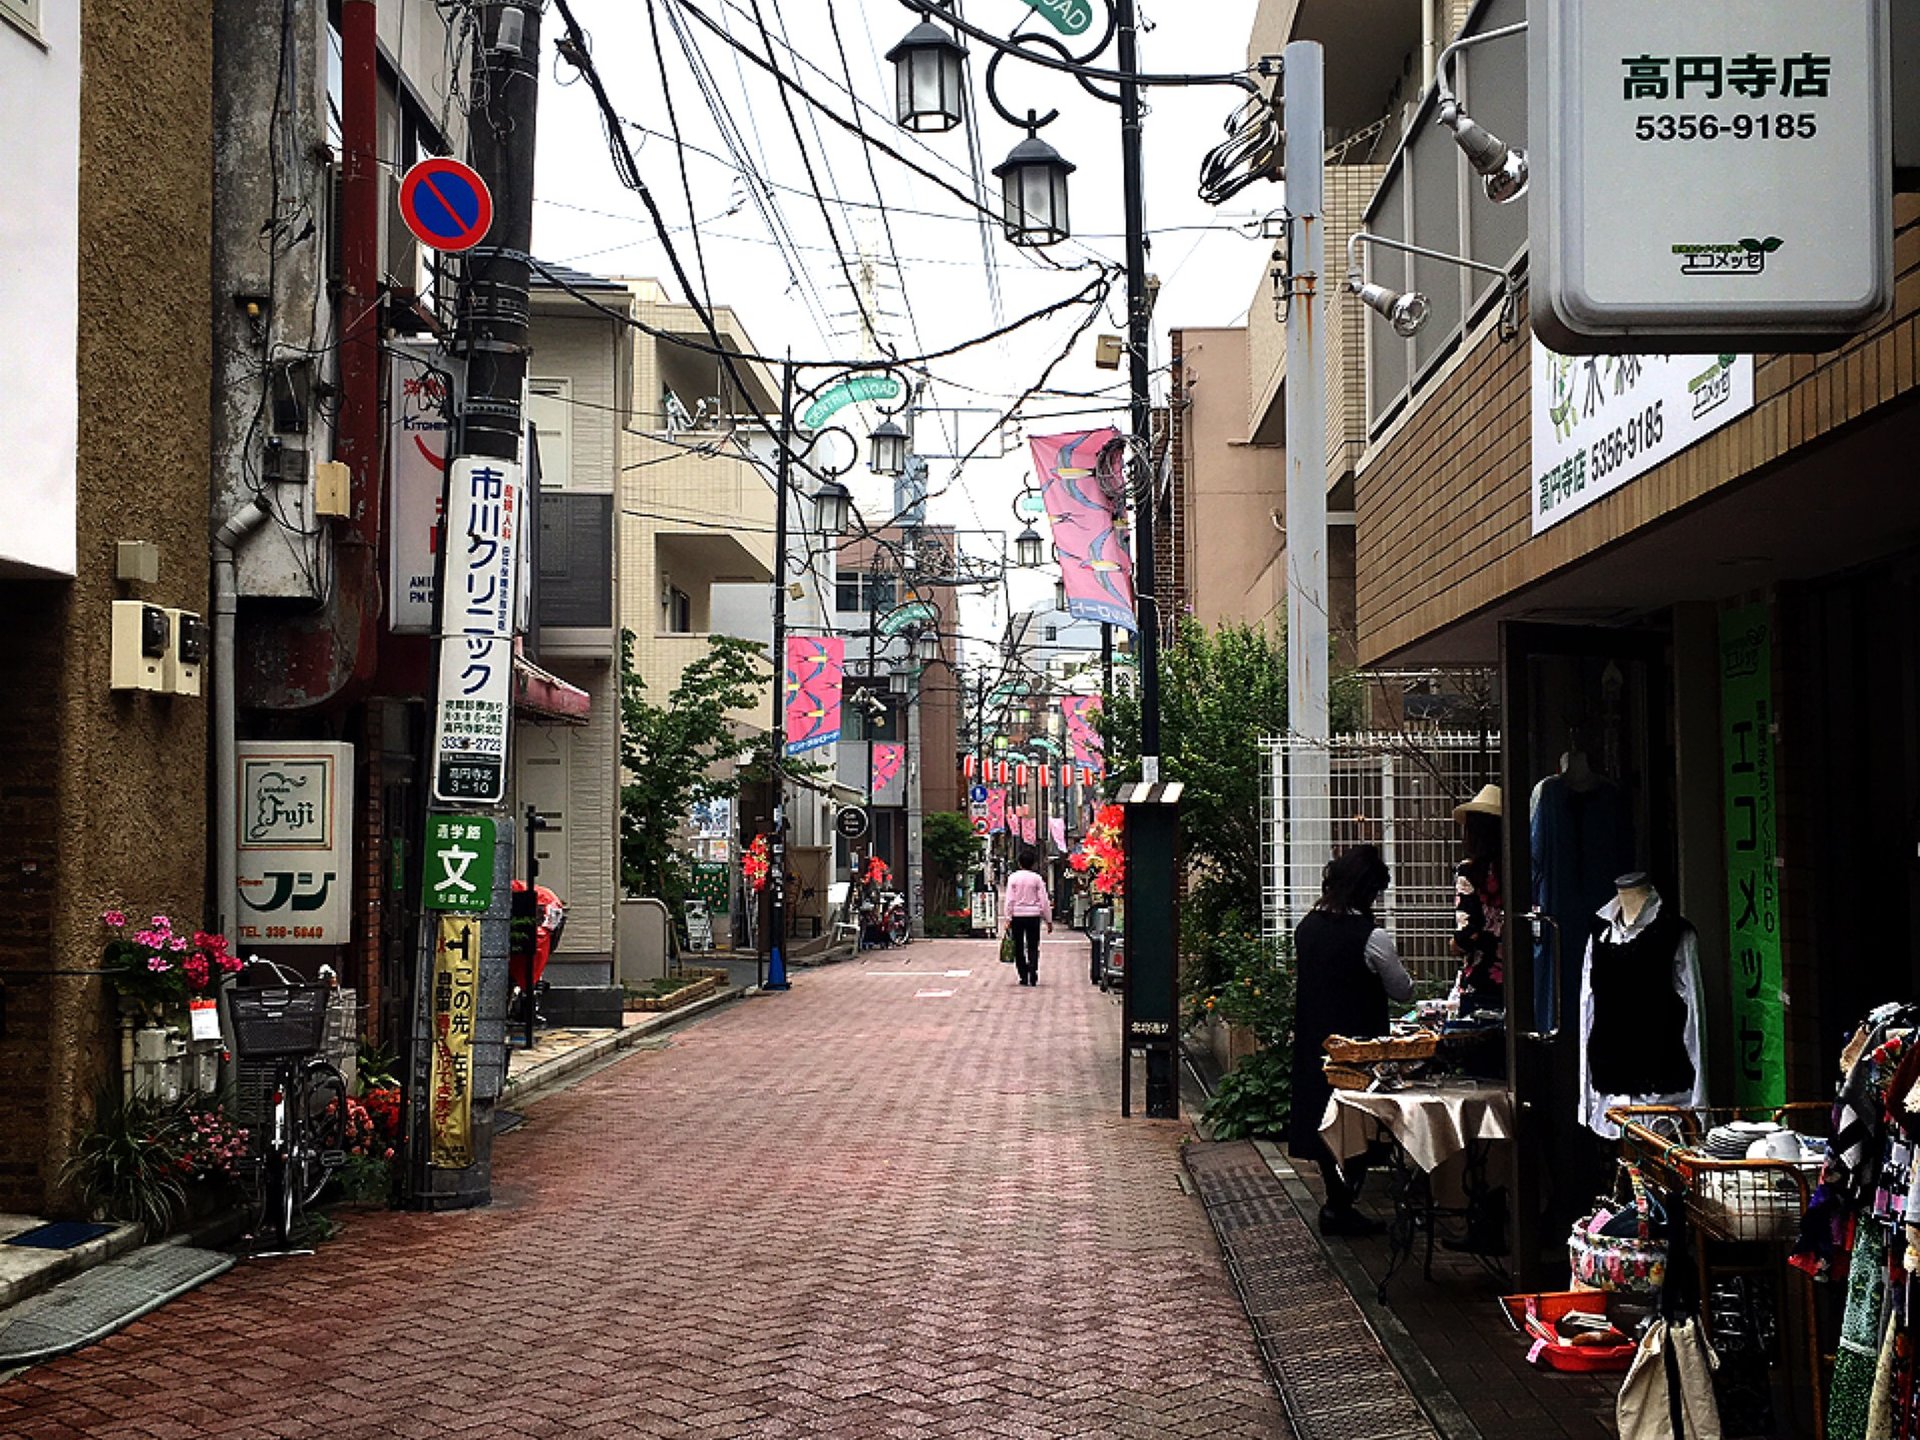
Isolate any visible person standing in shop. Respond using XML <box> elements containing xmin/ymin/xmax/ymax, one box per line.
<box><xmin>1290</xmin><ymin>845</ymin><xmax>1414</xmax><ymax>1236</ymax></box>
<box><xmin>1002</xmin><ymin>848</ymin><xmax>1053</xmax><ymax>987</ymax></box>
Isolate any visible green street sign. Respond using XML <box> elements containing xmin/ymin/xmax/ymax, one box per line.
<box><xmin>878</xmin><ymin>600</ymin><xmax>939</xmax><ymax>636</ymax></box>
<box><xmin>423</xmin><ymin>816</ymin><xmax>497</xmax><ymax>912</ymax></box>
<box><xmin>1014</xmin><ymin>489</ymin><xmax>1046</xmax><ymax>519</ymax></box>
<box><xmin>1018</xmin><ymin>0</ymin><xmax>1092</xmax><ymax>37</ymax></box>
<box><xmin>801</xmin><ymin>374</ymin><xmax>903</xmax><ymax>431</ymax></box>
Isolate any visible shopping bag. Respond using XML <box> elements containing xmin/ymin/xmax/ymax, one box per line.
<box><xmin>999</xmin><ymin>928</ymin><xmax>1016</xmax><ymax>964</ymax></box>
<box><xmin>1617</xmin><ymin>1317</ymin><xmax>1722</xmax><ymax>1439</ymax></box>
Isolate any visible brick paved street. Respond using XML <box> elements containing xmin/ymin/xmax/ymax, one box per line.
<box><xmin>4</xmin><ymin>938</ymin><xmax>1288</xmax><ymax>1439</ymax></box>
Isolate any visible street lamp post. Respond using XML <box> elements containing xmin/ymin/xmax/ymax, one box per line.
<box><xmin>759</xmin><ymin>357</ymin><xmax>899</xmax><ymax>991</ymax></box>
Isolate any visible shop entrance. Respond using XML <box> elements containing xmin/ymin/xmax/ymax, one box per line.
<box><xmin>1500</xmin><ymin>621</ymin><xmax>1676</xmax><ymax>1286</ymax></box>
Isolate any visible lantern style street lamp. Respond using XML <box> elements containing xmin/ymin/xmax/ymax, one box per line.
<box><xmin>869</xmin><ymin>417</ymin><xmax>909</xmax><ymax>477</ymax></box>
<box><xmin>812</xmin><ymin>479</ymin><xmax>852</xmax><ymax>537</ymax></box>
<box><xmin>993</xmin><ymin>130</ymin><xmax>1074</xmax><ymax>248</ymax></box>
<box><xmin>889</xmin><ymin>657</ymin><xmax>913</xmax><ymax>695</ymax></box>
<box><xmin>885</xmin><ymin>18</ymin><xmax>968</xmax><ymax>134</ymax></box>
<box><xmin>915</xmin><ymin>629</ymin><xmax>941</xmax><ymax>663</ymax></box>
<box><xmin>1014</xmin><ymin>525</ymin><xmax>1044</xmax><ymax>567</ymax></box>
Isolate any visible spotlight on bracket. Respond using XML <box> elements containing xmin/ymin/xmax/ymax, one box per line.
<box><xmin>1351</xmin><ymin>279</ymin><xmax>1431</xmax><ymax>339</ymax></box>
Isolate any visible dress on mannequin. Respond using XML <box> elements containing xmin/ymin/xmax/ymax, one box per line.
<box><xmin>1529</xmin><ymin>752</ymin><xmax>1634</xmax><ymax>1030</ymax></box>
<box><xmin>1577</xmin><ymin>876</ymin><xmax>1707</xmax><ymax>1137</ymax></box>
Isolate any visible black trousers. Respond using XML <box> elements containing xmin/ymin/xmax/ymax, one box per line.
<box><xmin>1010</xmin><ymin>916</ymin><xmax>1042</xmax><ymax>982</ymax></box>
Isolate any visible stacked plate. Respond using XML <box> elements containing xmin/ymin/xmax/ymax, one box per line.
<box><xmin>1703</xmin><ymin>1120</ymin><xmax>1780</xmax><ymax>1159</ymax></box>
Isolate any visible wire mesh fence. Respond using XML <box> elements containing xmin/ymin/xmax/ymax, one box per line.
<box><xmin>1261</xmin><ymin>731</ymin><xmax>1500</xmax><ymax>985</ymax></box>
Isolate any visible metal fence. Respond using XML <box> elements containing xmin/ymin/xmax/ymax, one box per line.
<box><xmin>1261</xmin><ymin>732</ymin><xmax>1499</xmax><ymax>985</ymax></box>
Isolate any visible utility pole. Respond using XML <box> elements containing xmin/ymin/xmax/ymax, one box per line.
<box><xmin>1282</xmin><ymin>43</ymin><xmax>1330</xmax><ymax>928</ymax></box>
<box><xmin>407</xmin><ymin>0</ymin><xmax>542</xmax><ymax>1211</ymax></box>
<box><xmin>763</xmin><ymin>358</ymin><xmax>795</xmax><ymax>992</ymax></box>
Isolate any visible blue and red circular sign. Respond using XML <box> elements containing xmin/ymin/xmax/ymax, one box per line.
<box><xmin>398</xmin><ymin>158</ymin><xmax>494</xmax><ymax>253</ymax></box>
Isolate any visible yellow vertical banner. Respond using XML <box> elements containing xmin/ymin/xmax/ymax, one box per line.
<box><xmin>429</xmin><ymin>913</ymin><xmax>481</xmax><ymax>1168</ymax></box>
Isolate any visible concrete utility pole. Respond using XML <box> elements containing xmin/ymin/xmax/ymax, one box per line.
<box><xmin>1282</xmin><ymin>42</ymin><xmax>1330</xmax><ymax>926</ymax></box>
<box><xmin>407</xmin><ymin>0</ymin><xmax>543</xmax><ymax>1211</ymax></box>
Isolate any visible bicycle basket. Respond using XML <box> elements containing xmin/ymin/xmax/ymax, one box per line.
<box><xmin>228</xmin><ymin>984</ymin><xmax>332</xmax><ymax>1059</ymax></box>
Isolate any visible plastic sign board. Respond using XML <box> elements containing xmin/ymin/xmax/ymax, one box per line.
<box><xmin>423</xmin><ymin>816</ymin><xmax>497</xmax><ymax>912</ymax></box>
<box><xmin>1530</xmin><ymin>1</ymin><xmax>1892</xmax><ymax>352</ymax></box>
<box><xmin>800</xmin><ymin>373</ymin><xmax>901</xmax><ymax>431</ymax></box>
<box><xmin>431</xmin><ymin>457</ymin><xmax>522</xmax><ymax>804</ymax></box>
<box><xmin>387</xmin><ymin>346</ymin><xmax>452</xmax><ymax>634</ymax></box>
<box><xmin>1529</xmin><ymin>344</ymin><xmax>1754</xmax><ymax>534</ymax></box>
<box><xmin>398</xmin><ymin>158</ymin><xmax>494</xmax><ymax>253</ymax></box>
<box><xmin>834</xmin><ymin>806</ymin><xmax>870</xmax><ymax>841</ymax></box>
<box><xmin>236</xmin><ymin>742</ymin><xmax>353</xmax><ymax>945</ymax></box>
<box><xmin>1017</xmin><ymin>0</ymin><xmax>1091</xmax><ymax>38</ymax></box>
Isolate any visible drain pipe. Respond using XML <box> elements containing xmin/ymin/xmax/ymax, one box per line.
<box><xmin>213</xmin><ymin>497</ymin><xmax>272</xmax><ymax>944</ymax></box>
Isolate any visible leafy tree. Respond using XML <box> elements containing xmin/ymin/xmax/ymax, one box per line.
<box><xmin>1100</xmin><ymin>620</ymin><xmax>1358</xmax><ymax>998</ymax></box>
<box><xmin>921</xmin><ymin>810</ymin><xmax>979</xmax><ymax>916</ymax></box>
<box><xmin>618</xmin><ymin>629</ymin><xmax>769</xmax><ymax>909</ymax></box>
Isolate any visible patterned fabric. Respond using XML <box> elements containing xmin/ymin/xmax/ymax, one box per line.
<box><xmin>1833</xmin><ymin>1223</ymin><xmax>1890</xmax><ymax>1440</ymax></box>
<box><xmin>1452</xmin><ymin>859</ymin><xmax>1504</xmax><ymax>1014</ymax></box>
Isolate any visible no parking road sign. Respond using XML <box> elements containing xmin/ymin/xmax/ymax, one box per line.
<box><xmin>399</xmin><ymin>158</ymin><xmax>494</xmax><ymax>253</ymax></box>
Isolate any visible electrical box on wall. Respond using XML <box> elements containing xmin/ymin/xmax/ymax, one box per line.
<box><xmin>163</xmin><ymin>609</ymin><xmax>206</xmax><ymax>697</ymax></box>
<box><xmin>110</xmin><ymin>601</ymin><xmax>168</xmax><ymax>692</ymax></box>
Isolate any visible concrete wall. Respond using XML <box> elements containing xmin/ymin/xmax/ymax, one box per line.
<box><xmin>0</xmin><ymin>0</ymin><xmax>213</xmax><ymax>1212</ymax></box>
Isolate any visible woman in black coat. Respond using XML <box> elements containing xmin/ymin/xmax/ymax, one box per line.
<box><xmin>1289</xmin><ymin>845</ymin><xmax>1414</xmax><ymax>1236</ymax></box>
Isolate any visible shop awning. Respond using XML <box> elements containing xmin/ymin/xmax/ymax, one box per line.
<box><xmin>513</xmin><ymin>652</ymin><xmax>591</xmax><ymax>726</ymax></box>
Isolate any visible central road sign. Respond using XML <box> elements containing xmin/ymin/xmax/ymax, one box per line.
<box><xmin>399</xmin><ymin>158</ymin><xmax>494</xmax><ymax>253</ymax></box>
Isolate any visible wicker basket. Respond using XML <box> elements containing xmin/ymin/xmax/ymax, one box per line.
<box><xmin>1324</xmin><ymin>1061</ymin><xmax>1374</xmax><ymax>1092</ymax></box>
<box><xmin>1323</xmin><ymin>1032</ymin><xmax>1439</xmax><ymax>1065</ymax></box>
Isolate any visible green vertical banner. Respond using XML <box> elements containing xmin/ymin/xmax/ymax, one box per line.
<box><xmin>1720</xmin><ymin>604</ymin><xmax>1784</xmax><ymax>1107</ymax></box>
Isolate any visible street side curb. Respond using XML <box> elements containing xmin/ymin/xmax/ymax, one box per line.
<box><xmin>1249</xmin><ymin>1139</ymin><xmax>1482</xmax><ymax>1440</ymax></box>
<box><xmin>0</xmin><ymin>1222</ymin><xmax>144</xmax><ymax>1316</ymax></box>
<box><xmin>500</xmin><ymin>985</ymin><xmax>750</xmax><ymax>1108</ymax></box>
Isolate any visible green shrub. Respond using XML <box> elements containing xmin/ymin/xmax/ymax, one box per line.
<box><xmin>62</xmin><ymin>1092</ymin><xmax>189</xmax><ymax>1236</ymax></box>
<box><xmin>1196</xmin><ymin>926</ymin><xmax>1297</xmax><ymax>1141</ymax></box>
<box><xmin>1202</xmin><ymin>1049</ymin><xmax>1292</xmax><ymax>1140</ymax></box>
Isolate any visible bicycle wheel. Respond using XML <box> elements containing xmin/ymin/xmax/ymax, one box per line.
<box><xmin>296</xmin><ymin>1060</ymin><xmax>348</xmax><ymax>1209</ymax></box>
<box><xmin>260</xmin><ymin>1151</ymin><xmax>295</xmax><ymax>1245</ymax></box>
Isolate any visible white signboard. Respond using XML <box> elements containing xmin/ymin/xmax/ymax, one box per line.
<box><xmin>1533</xmin><ymin>1</ymin><xmax>1891</xmax><ymax>351</ymax></box>
<box><xmin>387</xmin><ymin>347</ymin><xmax>452</xmax><ymax>634</ymax></box>
<box><xmin>236</xmin><ymin>741</ymin><xmax>353</xmax><ymax>945</ymax></box>
<box><xmin>1531</xmin><ymin>343</ymin><xmax>1754</xmax><ymax>535</ymax></box>
<box><xmin>430</xmin><ymin>457</ymin><xmax>522</xmax><ymax>804</ymax></box>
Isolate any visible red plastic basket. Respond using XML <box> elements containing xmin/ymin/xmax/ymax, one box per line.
<box><xmin>1498</xmin><ymin>1290</ymin><xmax>1642</xmax><ymax>1373</ymax></box>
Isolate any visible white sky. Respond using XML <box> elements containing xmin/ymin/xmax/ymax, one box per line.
<box><xmin>531</xmin><ymin>0</ymin><xmax>1271</xmax><ymax>661</ymax></box>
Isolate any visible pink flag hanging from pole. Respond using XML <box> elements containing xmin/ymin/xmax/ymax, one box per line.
<box><xmin>1049</xmin><ymin>817</ymin><xmax>1067</xmax><ymax>853</ymax></box>
<box><xmin>1030</xmin><ymin>428</ymin><xmax>1135</xmax><ymax>632</ymax></box>
<box><xmin>1059</xmin><ymin>695</ymin><xmax>1105</xmax><ymax>773</ymax></box>
<box><xmin>1015</xmin><ymin>815</ymin><xmax>1037</xmax><ymax>845</ymax></box>
<box><xmin>871</xmin><ymin>742</ymin><xmax>904</xmax><ymax>793</ymax></box>
<box><xmin>783</xmin><ymin>635</ymin><xmax>844</xmax><ymax>755</ymax></box>
<box><xmin>986</xmin><ymin>787</ymin><xmax>1008</xmax><ymax>835</ymax></box>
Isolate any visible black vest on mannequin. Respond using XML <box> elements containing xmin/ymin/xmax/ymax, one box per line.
<box><xmin>1587</xmin><ymin>904</ymin><xmax>1694</xmax><ymax>1095</ymax></box>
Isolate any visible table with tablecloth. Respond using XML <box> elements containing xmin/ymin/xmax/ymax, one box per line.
<box><xmin>1320</xmin><ymin>1080</ymin><xmax>1515</xmax><ymax>1298</ymax></box>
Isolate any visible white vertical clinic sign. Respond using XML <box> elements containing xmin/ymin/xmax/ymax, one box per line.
<box><xmin>1532</xmin><ymin>1</ymin><xmax>1891</xmax><ymax>352</ymax></box>
<box><xmin>431</xmin><ymin>458</ymin><xmax>521</xmax><ymax>805</ymax></box>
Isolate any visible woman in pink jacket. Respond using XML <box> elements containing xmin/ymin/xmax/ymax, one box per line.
<box><xmin>1001</xmin><ymin>849</ymin><xmax>1053</xmax><ymax>986</ymax></box>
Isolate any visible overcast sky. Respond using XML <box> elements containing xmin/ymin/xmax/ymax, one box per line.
<box><xmin>531</xmin><ymin>0</ymin><xmax>1271</xmax><ymax>659</ymax></box>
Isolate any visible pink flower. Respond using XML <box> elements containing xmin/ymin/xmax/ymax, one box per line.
<box><xmin>101</xmin><ymin>909</ymin><xmax>126</xmax><ymax>928</ymax></box>
<box><xmin>150</xmin><ymin>914</ymin><xmax>171</xmax><ymax>929</ymax></box>
<box><xmin>146</xmin><ymin>956</ymin><xmax>170</xmax><ymax>972</ymax></box>
<box><xmin>170</xmin><ymin>936</ymin><xmax>188</xmax><ymax>952</ymax></box>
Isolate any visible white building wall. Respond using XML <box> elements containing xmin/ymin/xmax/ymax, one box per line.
<box><xmin>0</xmin><ymin>2</ymin><xmax>81</xmax><ymax>577</ymax></box>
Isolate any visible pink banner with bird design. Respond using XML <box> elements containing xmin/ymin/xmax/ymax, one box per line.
<box><xmin>871</xmin><ymin>742</ymin><xmax>904</xmax><ymax>793</ymax></box>
<box><xmin>986</xmin><ymin>787</ymin><xmax>1007</xmax><ymax>835</ymax></box>
<box><xmin>1059</xmin><ymin>695</ymin><xmax>1105</xmax><ymax>774</ymax></box>
<box><xmin>1049</xmin><ymin>817</ymin><xmax>1067</xmax><ymax>853</ymax></box>
<box><xmin>1030</xmin><ymin>428</ymin><xmax>1135</xmax><ymax>632</ymax></box>
<box><xmin>783</xmin><ymin>635</ymin><xmax>844</xmax><ymax>755</ymax></box>
<box><xmin>1015</xmin><ymin>815</ymin><xmax>1038</xmax><ymax>845</ymax></box>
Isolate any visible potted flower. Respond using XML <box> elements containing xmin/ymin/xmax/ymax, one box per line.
<box><xmin>100</xmin><ymin>911</ymin><xmax>242</xmax><ymax>1023</ymax></box>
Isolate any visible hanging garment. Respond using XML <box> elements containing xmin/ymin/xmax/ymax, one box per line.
<box><xmin>1617</xmin><ymin>1317</ymin><xmax>1723</xmax><ymax>1440</ymax></box>
<box><xmin>1577</xmin><ymin>890</ymin><xmax>1707</xmax><ymax>1137</ymax></box>
<box><xmin>1530</xmin><ymin>772</ymin><xmax>1635</xmax><ymax>1030</ymax></box>
<box><xmin>1831</xmin><ymin>1222</ymin><xmax>1890</xmax><ymax>1440</ymax></box>
<box><xmin>1453</xmin><ymin>858</ymin><xmax>1504</xmax><ymax>1015</ymax></box>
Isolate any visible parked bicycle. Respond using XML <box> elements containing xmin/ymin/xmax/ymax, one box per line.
<box><xmin>230</xmin><ymin>961</ymin><xmax>347</xmax><ymax>1247</ymax></box>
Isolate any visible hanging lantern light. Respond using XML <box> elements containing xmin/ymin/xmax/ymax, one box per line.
<box><xmin>812</xmin><ymin>479</ymin><xmax>852</xmax><ymax>536</ymax></box>
<box><xmin>885</xmin><ymin>18</ymin><xmax>968</xmax><ymax>135</ymax></box>
<box><xmin>1015</xmin><ymin>525</ymin><xmax>1044</xmax><ymax>567</ymax></box>
<box><xmin>993</xmin><ymin>131</ymin><xmax>1074</xmax><ymax>248</ymax></box>
<box><xmin>889</xmin><ymin>656</ymin><xmax>913</xmax><ymax>695</ymax></box>
<box><xmin>915</xmin><ymin>629</ymin><xmax>940</xmax><ymax>663</ymax></box>
<box><xmin>868</xmin><ymin>417</ymin><xmax>909</xmax><ymax>477</ymax></box>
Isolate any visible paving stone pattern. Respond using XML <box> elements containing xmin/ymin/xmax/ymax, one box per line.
<box><xmin>3</xmin><ymin>939</ymin><xmax>1287</xmax><ymax>1439</ymax></box>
